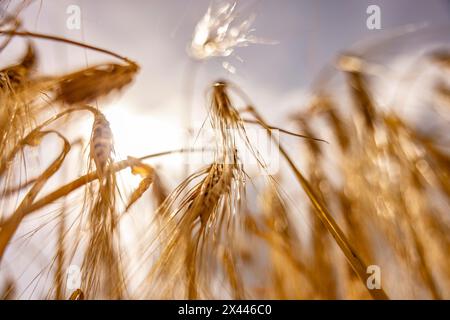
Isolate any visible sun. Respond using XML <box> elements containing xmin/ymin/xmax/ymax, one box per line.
<box><xmin>101</xmin><ymin>102</ymin><xmax>186</xmax><ymax>184</ymax></box>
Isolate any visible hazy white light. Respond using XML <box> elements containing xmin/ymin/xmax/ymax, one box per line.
<box><xmin>81</xmin><ymin>103</ymin><xmax>186</xmax><ymax>186</ymax></box>
<box><xmin>188</xmin><ymin>1</ymin><xmax>269</xmax><ymax>63</ymax></box>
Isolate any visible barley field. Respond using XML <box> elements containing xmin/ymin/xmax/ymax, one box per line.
<box><xmin>0</xmin><ymin>0</ymin><xmax>449</xmax><ymax>300</ymax></box>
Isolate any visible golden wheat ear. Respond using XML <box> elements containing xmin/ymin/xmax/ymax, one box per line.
<box><xmin>0</xmin><ymin>41</ymin><xmax>36</xmax><ymax>83</ymax></box>
<box><xmin>0</xmin><ymin>42</ymin><xmax>41</xmax><ymax>166</ymax></box>
<box><xmin>80</xmin><ymin>110</ymin><xmax>125</xmax><ymax>299</ymax></box>
<box><xmin>141</xmin><ymin>81</ymin><xmax>254</xmax><ymax>299</ymax></box>
<box><xmin>90</xmin><ymin>112</ymin><xmax>114</xmax><ymax>176</ymax></box>
<box><xmin>124</xmin><ymin>157</ymin><xmax>155</xmax><ymax>212</ymax></box>
<box><xmin>55</xmin><ymin>61</ymin><xmax>139</xmax><ymax>106</ymax></box>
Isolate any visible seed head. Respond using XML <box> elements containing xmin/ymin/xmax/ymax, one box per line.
<box><xmin>189</xmin><ymin>1</ymin><xmax>264</xmax><ymax>61</ymax></box>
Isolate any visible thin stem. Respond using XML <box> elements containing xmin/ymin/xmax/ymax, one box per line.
<box><xmin>15</xmin><ymin>148</ymin><xmax>204</xmax><ymax>219</ymax></box>
<box><xmin>0</xmin><ymin>106</ymin><xmax>98</xmax><ymax>178</ymax></box>
<box><xmin>242</xmin><ymin>118</ymin><xmax>328</xmax><ymax>143</ymax></box>
<box><xmin>0</xmin><ymin>30</ymin><xmax>133</xmax><ymax>63</ymax></box>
